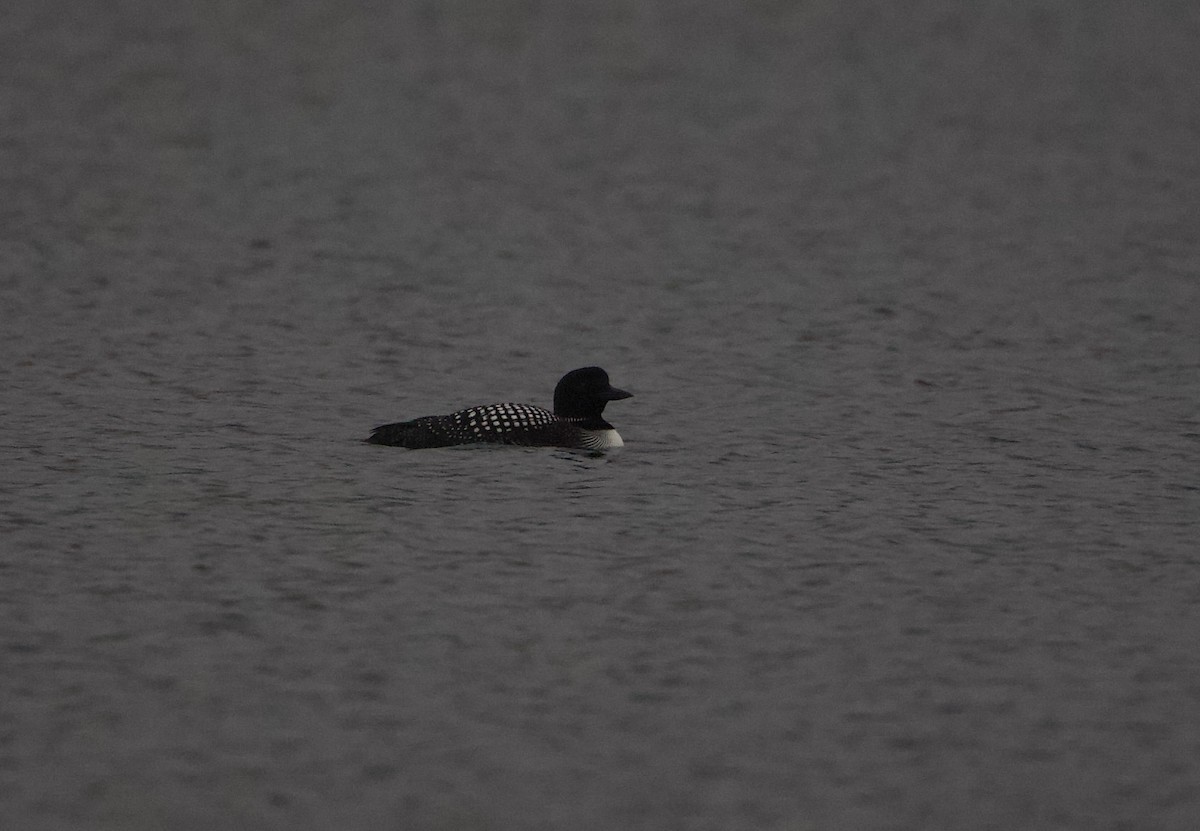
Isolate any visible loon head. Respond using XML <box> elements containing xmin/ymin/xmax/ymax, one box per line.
<box><xmin>552</xmin><ymin>366</ymin><xmax>632</xmax><ymax>422</ymax></box>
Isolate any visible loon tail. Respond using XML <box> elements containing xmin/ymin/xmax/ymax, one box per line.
<box><xmin>365</xmin><ymin>418</ymin><xmax>451</xmax><ymax>448</ymax></box>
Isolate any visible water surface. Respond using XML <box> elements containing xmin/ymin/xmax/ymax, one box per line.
<box><xmin>3</xmin><ymin>1</ymin><xmax>1199</xmax><ymax>829</ymax></box>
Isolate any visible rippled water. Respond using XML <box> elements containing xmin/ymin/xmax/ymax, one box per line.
<box><xmin>4</xmin><ymin>1</ymin><xmax>1200</xmax><ymax>829</ymax></box>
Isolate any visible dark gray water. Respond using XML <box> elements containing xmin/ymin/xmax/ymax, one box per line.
<box><xmin>3</xmin><ymin>1</ymin><xmax>1200</xmax><ymax>828</ymax></box>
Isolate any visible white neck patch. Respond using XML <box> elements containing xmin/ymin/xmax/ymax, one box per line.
<box><xmin>582</xmin><ymin>428</ymin><xmax>624</xmax><ymax>449</ymax></box>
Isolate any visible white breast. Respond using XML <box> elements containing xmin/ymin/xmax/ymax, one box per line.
<box><xmin>582</xmin><ymin>428</ymin><xmax>624</xmax><ymax>449</ymax></box>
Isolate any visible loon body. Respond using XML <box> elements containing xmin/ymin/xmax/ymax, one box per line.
<box><xmin>366</xmin><ymin>366</ymin><xmax>632</xmax><ymax>450</ymax></box>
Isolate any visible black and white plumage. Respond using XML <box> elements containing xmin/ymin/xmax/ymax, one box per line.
<box><xmin>366</xmin><ymin>366</ymin><xmax>633</xmax><ymax>450</ymax></box>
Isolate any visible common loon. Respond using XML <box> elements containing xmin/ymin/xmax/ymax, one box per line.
<box><xmin>366</xmin><ymin>366</ymin><xmax>633</xmax><ymax>450</ymax></box>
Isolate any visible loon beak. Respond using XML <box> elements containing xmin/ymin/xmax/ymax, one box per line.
<box><xmin>606</xmin><ymin>386</ymin><xmax>633</xmax><ymax>401</ymax></box>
